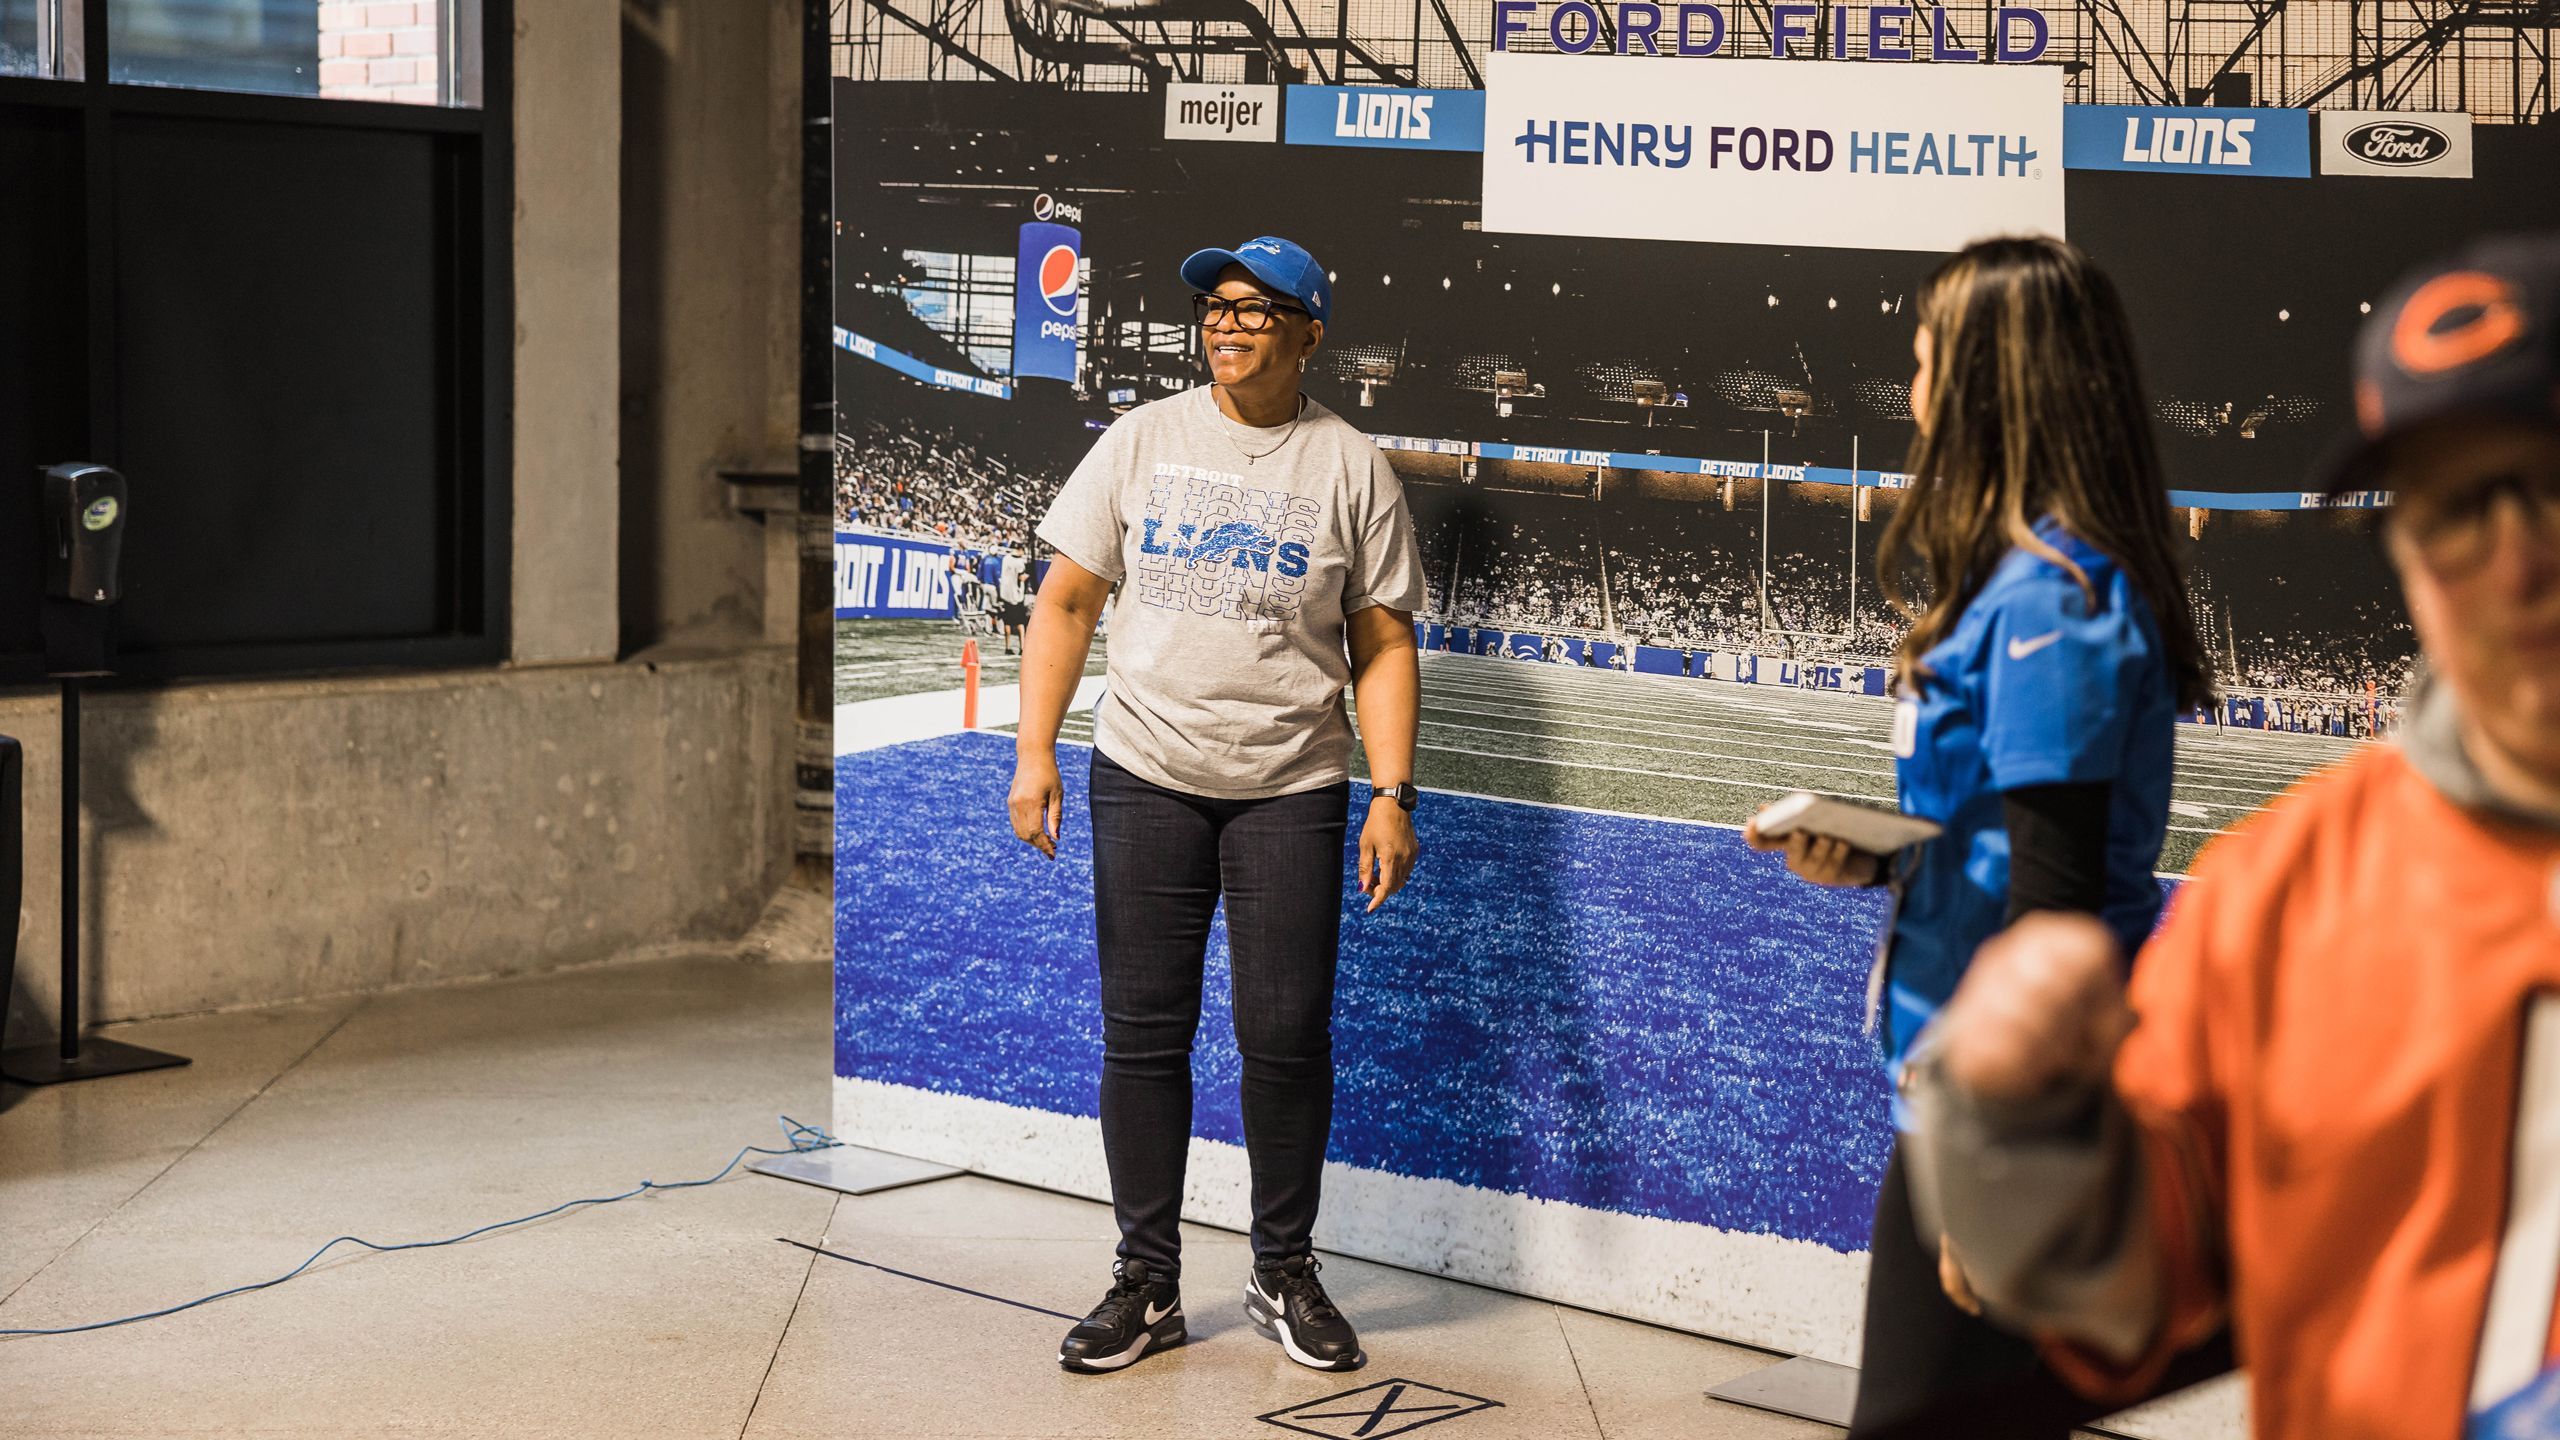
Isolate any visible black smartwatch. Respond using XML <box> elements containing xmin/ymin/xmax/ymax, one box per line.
<box><xmin>1378</xmin><ymin>781</ymin><xmax>1418</xmax><ymax>813</ymax></box>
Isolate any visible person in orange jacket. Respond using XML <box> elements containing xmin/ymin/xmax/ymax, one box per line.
<box><xmin>1901</xmin><ymin>232</ymin><xmax>2560</xmax><ymax>1440</ymax></box>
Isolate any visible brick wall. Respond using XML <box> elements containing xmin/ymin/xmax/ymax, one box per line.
<box><xmin>317</xmin><ymin>0</ymin><xmax>442</xmax><ymax>104</ymax></box>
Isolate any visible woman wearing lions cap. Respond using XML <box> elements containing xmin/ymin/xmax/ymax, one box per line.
<box><xmin>1009</xmin><ymin>235</ymin><xmax>1427</xmax><ymax>1377</ymax></box>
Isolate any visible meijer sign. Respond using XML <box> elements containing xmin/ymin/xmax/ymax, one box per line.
<box><xmin>1164</xmin><ymin>83</ymin><xmax>1280</xmax><ymax>142</ymax></box>
<box><xmin>1482</xmin><ymin>52</ymin><xmax>2063</xmax><ymax>252</ymax></box>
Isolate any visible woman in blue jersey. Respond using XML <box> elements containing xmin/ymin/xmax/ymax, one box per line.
<box><xmin>1745</xmin><ymin>237</ymin><xmax>2221</xmax><ymax>1438</ymax></box>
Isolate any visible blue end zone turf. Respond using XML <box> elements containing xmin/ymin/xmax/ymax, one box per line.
<box><xmin>838</xmin><ymin>730</ymin><xmax>1896</xmax><ymax>1253</ymax></box>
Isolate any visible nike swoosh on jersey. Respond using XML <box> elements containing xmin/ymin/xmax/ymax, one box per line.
<box><xmin>2006</xmin><ymin>630</ymin><xmax>2064</xmax><ymax>661</ymax></box>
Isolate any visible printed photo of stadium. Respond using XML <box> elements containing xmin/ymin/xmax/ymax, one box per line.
<box><xmin>833</xmin><ymin>59</ymin><xmax>2559</xmax><ymax>862</ymax></box>
<box><xmin>828</xmin><ymin>2</ymin><xmax>2560</xmax><ymax>1381</ymax></box>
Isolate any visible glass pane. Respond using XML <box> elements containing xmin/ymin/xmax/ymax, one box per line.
<box><xmin>107</xmin><ymin>0</ymin><xmax>479</xmax><ymax>105</ymax></box>
<box><xmin>1</xmin><ymin>0</ymin><xmax>84</xmax><ymax>79</ymax></box>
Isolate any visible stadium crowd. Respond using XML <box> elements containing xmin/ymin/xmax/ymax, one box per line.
<box><xmin>1604</xmin><ymin>513</ymin><xmax>1763</xmax><ymax>650</ymax></box>
<box><xmin>1448</xmin><ymin>519</ymin><xmax>1609</xmax><ymax>632</ymax></box>
<box><xmin>2216</xmin><ymin>598</ymin><xmax>2419</xmax><ymax>699</ymax></box>
<box><xmin>1429</xmin><ymin>502</ymin><xmax>2409</xmax><ymax>697</ymax></box>
<box><xmin>835</xmin><ymin>415</ymin><xmax>2418</xmax><ymax>706</ymax></box>
<box><xmin>834</xmin><ymin>420</ymin><xmax>1056</xmax><ymax>553</ymax></box>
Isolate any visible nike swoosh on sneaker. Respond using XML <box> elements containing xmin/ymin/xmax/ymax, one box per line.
<box><xmin>1144</xmin><ymin>1298</ymin><xmax>1178</xmax><ymax>1325</ymax></box>
<box><xmin>2006</xmin><ymin>630</ymin><xmax>2063</xmax><ymax>661</ymax></box>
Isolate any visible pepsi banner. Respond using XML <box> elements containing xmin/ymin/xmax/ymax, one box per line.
<box><xmin>835</xmin><ymin>530</ymin><xmax>956</xmax><ymax>619</ymax></box>
<box><xmin>1286</xmin><ymin>86</ymin><xmax>1487</xmax><ymax>152</ymax></box>
<box><xmin>1012</xmin><ymin>222</ymin><xmax>1081</xmax><ymax>383</ymax></box>
<box><xmin>2062</xmin><ymin>105</ymin><xmax>2310</xmax><ymax>177</ymax></box>
<box><xmin>1481</xmin><ymin>52</ymin><xmax>2064</xmax><ymax>253</ymax></box>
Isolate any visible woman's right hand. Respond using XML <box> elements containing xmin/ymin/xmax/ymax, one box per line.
<box><xmin>1008</xmin><ymin>750</ymin><xmax>1064</xmax><ymax>860</ymax></box>
<box><xmin>1743</xmin><ymin>810</ymin><xmax>1883</xmax><ymax>888</ymax></box>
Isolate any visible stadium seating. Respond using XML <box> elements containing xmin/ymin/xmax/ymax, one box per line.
<box><xmin>832</xmin><ymin>417</ymin><xmax>2414</xmax><ymax>703</ymax></box>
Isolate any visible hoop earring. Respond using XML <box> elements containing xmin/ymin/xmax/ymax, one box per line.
<box><xmin>1297</xmin><ymin>356</ymin><xmax>1308</xmax><ymax>373</ymax></box>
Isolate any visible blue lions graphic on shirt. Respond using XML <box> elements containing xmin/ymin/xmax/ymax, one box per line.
<box><xmin>1184</xmin><ymin>520</ymin><xmax>1277</xmax><ymax>568</ymax></box>
<box><xmin>1133</xmin><ymin>467</ymin><xmax>1321</xmax><ymax>621</ymax></box>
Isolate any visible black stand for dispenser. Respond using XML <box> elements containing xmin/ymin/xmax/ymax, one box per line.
<box><xmin>0</xmin><ymin>603</ymin><xmax>188</xmax><ymax>1086</ymax></box>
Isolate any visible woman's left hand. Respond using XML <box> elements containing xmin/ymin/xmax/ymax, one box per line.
<box><xmin>1357</xmin><ymin>800</ymin><xmax>1418</xmax><ymax>913</ymax></box>
<box><xmin>1743</xmin><ymin>811</ymin><xmax>1884</xmax><ymax>888</ymax></box>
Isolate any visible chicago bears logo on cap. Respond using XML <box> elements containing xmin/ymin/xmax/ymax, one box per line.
<box><xmin>1039</xmin><ymin>245</ymin><xmax>1079</xmax><ymax>319</ymax></box>
<box><xmin>2392</xmin><ymin>271</ymin><xmax>2527</xmax><ymax>377</ymax></box>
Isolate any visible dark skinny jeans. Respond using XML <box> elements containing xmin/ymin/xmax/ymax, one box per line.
<box><xmin>1087</xmin><ymin>749</ymin><xmax>1349</xmax><ymax>1279</ymax></box>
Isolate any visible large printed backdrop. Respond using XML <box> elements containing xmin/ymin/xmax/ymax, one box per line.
<box><xmin>832</xmin><ymin>75</ymin><xmax>2560</xmax><ymax>1378</ymax></box>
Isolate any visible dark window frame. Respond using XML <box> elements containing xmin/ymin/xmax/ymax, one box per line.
<box><xmin>0</xmin><ymin>0</ymin><xmax>511</xmax><ymax>682</ymax></box>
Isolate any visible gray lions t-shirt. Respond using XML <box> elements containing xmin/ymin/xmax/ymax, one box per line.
<box><xmin>1037</xmin><ymin>385</ymin><xmax>1427</xmax><ymax>800</ymax></box>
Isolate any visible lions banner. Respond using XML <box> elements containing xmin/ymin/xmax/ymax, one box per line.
<box><xmin>834</xmin><ymin>529</ymin><xmax>956</xmax><ymax>619</ymax></box>
<box><xmin>1480</xmin><ymin>52</ymin><xmax>2064</xmax><ymax>252</ymax></box>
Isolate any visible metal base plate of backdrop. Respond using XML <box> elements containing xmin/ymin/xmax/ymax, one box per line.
<box><xmin>1707</xmin><ymin>1357</ymin><xmax>2154</xmax><ymax>1438</ymax></box>
<box><xmin>751</xmin><ymin>1144</ymin><xmax>966</xmax><ymax>1197</ymax></box>
<box><xmin>1707</xmin><ymin>1356</ymin><xmax>1859</xmax><ymax>1427</ymax></box>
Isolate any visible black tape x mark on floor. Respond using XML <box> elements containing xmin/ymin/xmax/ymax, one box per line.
<box><xmin>776</xmin><ymin>1239</ymin><xmax>1508</xmax><ymax>1436</ymax></box>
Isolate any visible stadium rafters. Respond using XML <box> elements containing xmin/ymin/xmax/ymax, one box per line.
<box><xmin>835</xmin><ymin>0</ymin><xmax>2555</xmax><ymax>122</ymax></box>
<box><xmin>833</xmin><ymin>0</ymin><xmax>1481</xmax><ymax>87</ymax></box>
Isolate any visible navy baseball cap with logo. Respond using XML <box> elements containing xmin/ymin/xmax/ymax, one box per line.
<box><xmin>2325</xmin><ymin>231</ymin><xmax>2560</xmax><ymax>492</ymax></box>
<box><xmin>1180</xmin><ymin>236</ymin><xmax>1330</xmax><ymax>325</ymax></box>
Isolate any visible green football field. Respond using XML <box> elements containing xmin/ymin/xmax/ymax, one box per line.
<box><xmin>846</xmin><ymin>619</ymin><xmax>2359</xmax><ymax>872</ymax></box>
<box><xmin>833</xmin><ymin>617</ymin><xmax>1107</xmax><ymax>705</ymax></box>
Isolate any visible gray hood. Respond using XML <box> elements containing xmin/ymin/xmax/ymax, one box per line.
<box><xmin>2400</xmin><ymin>676</ymin><xmax>2560</xmax><ymax>833</ymax></box>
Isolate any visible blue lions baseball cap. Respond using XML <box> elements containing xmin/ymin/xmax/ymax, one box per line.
<box><xmin>1180</xmin><ymin>236</ymin><xmax>1330</xmax><ymax>324</ymax></box>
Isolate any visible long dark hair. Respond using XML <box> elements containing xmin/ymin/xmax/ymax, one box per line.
<box><xmin>1877</xmin><ymin>236</ymin><xmax>2215</xmax><ymax>710</ymax></box>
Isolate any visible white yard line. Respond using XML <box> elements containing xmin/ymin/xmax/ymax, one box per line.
<box><xmin>1385</xmin><ymin>701</ymin><xmax>2287</xmax><ymax>808</ymax></box>
<box><xmin>835</xmin><ymin>676</ymin><xmax>1107</xmax><ymax>756</ymax></box>
<box><xmin>1417</xmin><ymin>691</ymin><xmax>1890</xmax><ymax>744</ymax></box>
<box><xmin>1412</xmin><ymin>741</ymin><xmax>1900</xmax><ymax>802</ymax></box>
<box><xmin>1422</xmin><ymin>673</ymin><xmax>1893</xmax><ymax>726</ymax></box>
<box><xmin>1416</xmin><ymin>718</ymin><xmax>1909</xmax><ymax>786</ymax></box>
<box><xmin>1394</xmin><ymin>741</ymin><xmax>2236</xmax><ymax>839</ymax></box>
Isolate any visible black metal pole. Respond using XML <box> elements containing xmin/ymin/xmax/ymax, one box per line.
<box><xmin>1</xmin><ymin>669</ymin><xmax>185</xmax><ymax>1085</ymax></box>
<box><xmin>796</xmin><ymin>0</ymin><xmax>835</xmax><ymax>885</ymax></box>
<box><xmin>58</xmin><ymin>676</ymin><xmax>77</xmax><ymax>1063</ymax></box>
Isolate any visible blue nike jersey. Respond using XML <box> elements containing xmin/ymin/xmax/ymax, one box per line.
<box><xmin>1882</xmin><ymin>518</ymin><xmax>2177</xmax><ymax>1115</ymax></box>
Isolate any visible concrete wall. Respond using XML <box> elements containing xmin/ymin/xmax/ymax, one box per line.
<box><xmin>2</xmin><ymin>654</ymin><xmax>791</xmax><ymax>1040</ymax></box>
<box><xmin>619</xmin><ymin>0</ymin><xmax>804</xmax><ymax>654</ymax></box>
<box><xmin>514</xmin><ymin>0</ymin><xmax>624</xmax><ymax>666</ymax></box>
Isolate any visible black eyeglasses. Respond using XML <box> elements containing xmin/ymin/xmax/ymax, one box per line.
<box><xmin>2389</xmin><ymin>469</ymin><xmax>2560</xmax><ymax>572</ymax></box>
<box><xmin>1192</xmin><ymin>294</ymin><xmax>1309</xmax><ymax>332</ymax></box>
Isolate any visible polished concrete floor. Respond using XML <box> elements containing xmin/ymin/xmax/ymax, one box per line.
<box><xmin>0</xmin><ymin>952</ymin><xmax>1835</xmax><ymax>1439</ymax></box>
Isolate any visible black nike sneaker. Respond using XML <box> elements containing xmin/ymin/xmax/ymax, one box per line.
<box><xmin>1058</xmin><ymin>1260</ymin><xmax>1185</xmax><ymax>1374</ymax></box>
<box><xmin>1244</xmin><ymin>1254</ymin><xmax>1364</xmax><ymax>1371</ymax></box>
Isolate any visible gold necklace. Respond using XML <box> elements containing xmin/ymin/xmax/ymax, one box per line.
<box><xmin>1215</xmin><ymin>388</ymin><xmax>1306</xmax><ymax>465</ymax></box>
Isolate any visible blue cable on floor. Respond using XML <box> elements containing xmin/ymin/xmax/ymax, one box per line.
<box><xmin>0</xmin><ymin>1115</ymin><xmax>841</xmax><ymax>1338</ymax></box>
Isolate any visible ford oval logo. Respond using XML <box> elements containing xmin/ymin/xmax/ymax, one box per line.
<box><xmin>2343</xmin><ymin>120</ymin><xmax>2450</xmax><ymax>167</ymax></box>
